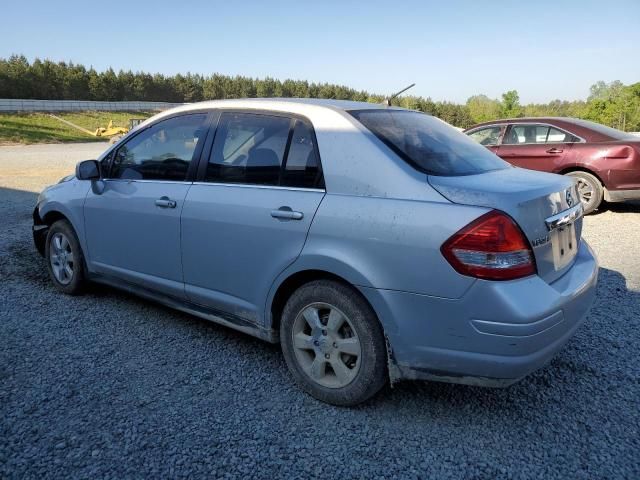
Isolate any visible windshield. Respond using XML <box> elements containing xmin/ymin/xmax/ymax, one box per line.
<box><xmin>349</xmin><ymin>109</ymin><xmax>509</xmax><ymax>176</ymax></box>
<box><xmin>569</xmin><ymin>118</ymin><xmax>638</xmax><ymax>141</ymax></box>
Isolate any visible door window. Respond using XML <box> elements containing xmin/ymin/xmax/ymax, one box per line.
<box><xmin>206</xmin><ymin>113</ymin><xmax>324</xmax><ymax>188</ymax></box>
<box><xmin>467</xmin><ymin>126</ymin><xmax>502</xmax><ymax>146</ymax></box>
<box><xmin>503</xmin><ymin>124</ymin><xmax>580</xmax><ymax>145</ymax></box>
<box><xmin>281</xmin><ymin>120</ymin><xmax>323</xmax><ymax>189</ymax></box>
<box><xmin>110</xmin><ymin>114</ymin><xmax>207</xmax><ymax>181</ymax></box>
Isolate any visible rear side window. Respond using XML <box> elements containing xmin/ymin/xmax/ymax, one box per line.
<box><xmin>206</xmin><ymin>112</ymin><xmax>323</xmax><ymax>188</ymax></box>
<box><xmin>281</xmin><ymin>120</ymin><xmax>322</xmax><ymax>189</ymax></box>
<box><xmin>110</xmin><ymin>114</ymin><xmax>207</xmax><ymax>181</ymax></box>
<box><xmin>503</xmin><ymin>124</ymin><xmax>580</xmax><ymax>144</ymax></box>
<box><xmin>349</xmin><ymin>109</ymin><xmax>509</xmax><ymax>176</ymax></box>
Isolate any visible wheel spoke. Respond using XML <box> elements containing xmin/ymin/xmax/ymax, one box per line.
<box><xmin>60</xmin><ymin>235</ymin><xmax>69</xmax><ymax>251</ymax></box>
<box><xmin>293</xmin><ymin>332</ymin><xmax>313</xmax><ymax>350</ymax></box>
<box><xmin>64</xmin><ymin>263</ymin><xmax>73</xmax><ymax>278</ymax></box>
<box><xmin>326</xmin><ymin>309</ymin><xmax>344</xmax><ymax>333</ymax></box>
<box><xmin>330</xmin><ymin>358</ymin><xmax>354</xmax><ymax>384</ymax></box>
<box><xmin>308</xmin><ymin>356</ymin><xmax>326</xmax><ymax>380</ymax></box>
<box><xmin>66</xmin><ymin>252</ymin><xmax>74</xmax><ymax>263</ymax></box>
<box><xmin>50</xmin><ymin>253</ymin><xmax>60</xmax><ymax>265</ymax></box>
<box><xmin>302</xmin><ymin>307</ymin><xmax>322</xmax><ymax>330</ymax></box>
<box><xmin>335</xmin><ymin>337</ymin><xmax>360</xmax><ymax>356</ymax></box>
<box><xmin>53</xmin><ymin>235</ymin><xmax>63</xmax><ymax>252</ymax></box>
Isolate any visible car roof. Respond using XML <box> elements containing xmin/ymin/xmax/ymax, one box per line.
<box><xmin>165</xmin><ymin>97</ymin><xmax>404</xmax><ymax>114</ymax></box>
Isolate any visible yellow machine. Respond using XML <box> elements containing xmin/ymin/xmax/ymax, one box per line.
<box><xmin>94</xmin><ymin>120</ymin><xmax>128</xmax><ymax>137</ymax></box>
<box><xmin>49</xmin><ymin>114</ymin><xmax>129</xmax><ymax>138</ymax></box>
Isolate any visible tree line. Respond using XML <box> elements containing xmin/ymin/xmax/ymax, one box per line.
<box><xmin>1</xmin><ymin>55</ymin><xmax>638</xmax><ymax>131</ymax></box>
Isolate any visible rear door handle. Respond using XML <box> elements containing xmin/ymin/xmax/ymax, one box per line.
<box><xmin>271</xmin><ymin>206</ymin><xmax>303</xmax><ymax>220</ymax></box>
<box><xmin>546</xmin><ymin>148</ymin><xmax>563</xmax><ymax>154</ymax></box>
<box><xmin>155</xmin><ymin>196</ymin><xmax>177</xmax><ymax>208</ymax></box>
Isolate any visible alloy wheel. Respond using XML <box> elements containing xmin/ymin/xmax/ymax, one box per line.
<box><xmin>49</xmin><ymin>232</ymin><xmax>74</xmax><ymax>285</ymax></box>
<box><xmin>291</xmin><ymin>303</ymin><xmax>362</xmax><ymax>389</ymax></box>
<box><xmin>575</xmin><ymin>177</ymin><xmax>594</xmax><ymax>208</ymax></box>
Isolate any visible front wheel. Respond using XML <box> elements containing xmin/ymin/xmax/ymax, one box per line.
<box><xmin>280</xmin><ymin>280</ymin><xmax>387</xmax><ymax>406</ymax></box>
<box><xmin>45</xmin><ymin>219</ymin><xmax>86</xmax><ymax>295</ymax></box>
<box><xmin>565</xmin><ymin>171</ymin><xmax>603</xmax><ymax>214</ymax></box>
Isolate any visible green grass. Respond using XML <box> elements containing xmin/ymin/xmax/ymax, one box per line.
<box><xmin>0</xmin><ymin>111</ymin><xmax>155</xmax><ymax>144</ymax></box>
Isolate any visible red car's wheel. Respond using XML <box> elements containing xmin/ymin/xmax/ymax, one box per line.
<box><xmin>566</xmin><ymin>171</ymin><xmax>603</xmax><ymax>214</ymax></box>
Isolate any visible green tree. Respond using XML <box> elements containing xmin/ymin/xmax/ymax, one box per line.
<box><xmin>466</xmin><ymin>94</ymin><xmax>501</xmax><ymax>123</ymax></box>
<box><xmin>501</xmin><ymin>90</ymin><xmax>522</xmax><ymax>118</ymax></box>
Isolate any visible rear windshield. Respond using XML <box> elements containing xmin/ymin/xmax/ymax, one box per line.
<box><xmin>349</xmin><ymin>109</ymin><xmax>509</xmax><ymax>176</ymax></box>
<box><xmin>568</xmin><ymin>118</ymin><xmax>638</xmax><ymax>141</ymax></box>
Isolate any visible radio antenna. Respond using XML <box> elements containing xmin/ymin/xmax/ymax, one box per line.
<box><xmin>383</xmin><ymin>83</ymin><xmax>416</xmax><ymax>106</ymax></box>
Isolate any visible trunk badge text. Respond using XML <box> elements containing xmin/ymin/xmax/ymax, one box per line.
<box><xmin>532</xmin><ymin>235</ymin><xmax>550</xmax><ymax>247</ymax></box>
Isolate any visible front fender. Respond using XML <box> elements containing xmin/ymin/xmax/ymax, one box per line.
<box><xmin>36</xmin><ymin>180</ymin><xmax>91</xmax><ymax>260</ymax></box>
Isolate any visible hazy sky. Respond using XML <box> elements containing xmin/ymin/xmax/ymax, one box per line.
<box><xmin>3</xmin><ymin>0</ymin><xmax>639</xmax><ymax>103</ymax></box>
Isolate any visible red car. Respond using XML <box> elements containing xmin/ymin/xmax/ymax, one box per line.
<box><xmin>464</xmin><ymin>118</ymin><xmax>640</xmax><ymax>213</ymax></box>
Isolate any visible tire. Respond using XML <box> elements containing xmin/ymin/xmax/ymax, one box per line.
<box><xmin>45</xmin><ymin>219</ymin><xmax>86</xmax><ymax>295</ymax></box>
<box><xmin>565</xmin><ymin>171</ymin><xmax>603</xmax><ymax>215</ymax></box>
<box><xmin>280</xmin><ymin>280</ymin><xmax>387</xmax><ymax>406</ymax></box>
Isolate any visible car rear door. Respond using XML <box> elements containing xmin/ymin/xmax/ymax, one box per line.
<box><xmin>496</xmin><ymin>123</ymin><xmax>576</xmax><ymax>172</ymax></box>
<box><xmin>83</xmin><ymin>112</ymin><xmax>210</xmax><ymax>298</ymax></box>
<box><xmin>181</xmin><ymin>111</ymin><xmax>325</xmax><ymax>324</ymax></box>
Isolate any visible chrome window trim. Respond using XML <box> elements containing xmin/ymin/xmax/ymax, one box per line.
<box><xmin>502</xmin><ymin>122</ymin><xmax>586</xmax><ymax>146</ymax></box>
<box><xmin>192</xmin><ymin>181</ymin><xmax>325</xmax><ymax>193</ymax></box>
<box><xmin>103</xmin><ymin>178</ymin><xmax>191</xmax><ymax>185</ymax></box>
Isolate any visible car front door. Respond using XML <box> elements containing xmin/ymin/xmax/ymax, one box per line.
<box><xmin>181</xmin><ymin>111</ymin><xmax>325</xmax><ymax>324</ymax></box>
<box><xmin>496</xmin><ymin>123</ymin><xmax>577</xmax><ymax>172</ymax></box>
<box><xmin>83</xmin><ymin>112</ymin><xmax>210</xmax><ymax>298</ymax></box>
<box><xmin>466</xmin><ymin>125</ymin><xmax>505</xmax><ymax>155</ymax></box>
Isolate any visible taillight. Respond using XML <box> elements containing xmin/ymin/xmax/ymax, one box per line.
<box><xmin>441</xmin><ymin>210</ymin><xmax>536</xmax><ymax>281</ymax></box>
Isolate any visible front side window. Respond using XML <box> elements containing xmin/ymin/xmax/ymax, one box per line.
<box><xmin>206</xmin><ymin>113</ymin><xmax>323</xmax><ymax>188</ymax></box>
<box><xmin>503</xmin><ymin>124</ymin><xmax>580</xmax><ymax>145</ymax></box>
<box><xmin>349</xmin><ymin>109</ymin><xmax>509</xmax><ymax>176</ymax></box>
<box><xmin>110</xmin><ymin>113</ymin><xmax>207</xmax><ymax>181</ymax></box>
<box><xmin>467</xmin><ymin>126</ymin><xmax>502</xmax><ymax>146</ymax></box>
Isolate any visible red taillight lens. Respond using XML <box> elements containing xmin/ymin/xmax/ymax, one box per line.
<box><xmin>441</xmin><ymin>210</ymin><xmax>536</xmax><ymax>281</ymax></box>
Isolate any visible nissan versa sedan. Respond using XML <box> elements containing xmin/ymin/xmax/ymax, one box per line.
<box><xmin>465</xmin><ymin>117</ymin><xmax>640</xmax><ymax>214</ymax></box>
<box><xmin>33</xmin><ymin>99</ymin><xmax>598</xmax><ymax>406</ymax></box>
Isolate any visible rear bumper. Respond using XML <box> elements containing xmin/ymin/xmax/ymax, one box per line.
<box><xmin>604</xmin><ymin>188</ymin><xmax>640</xmax><ymax>202</ymax></box>
<box><xmin>361</xmin><ymin>241</ymin><xmax>599</xmax><ymax>386</ymax></box>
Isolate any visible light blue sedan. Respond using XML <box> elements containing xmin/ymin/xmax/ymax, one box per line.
<box><xmin>33</xmin><ymin>99</ymin><xmax>598</xmax><ymax>405</ymax></box>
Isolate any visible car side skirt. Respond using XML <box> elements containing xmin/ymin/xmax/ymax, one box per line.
<box><xmin>90</xmin><ymin>273</ymin><xmax>279</xmax><ymax>344</ymax></box>
<box><xmin>604</xmin><ymin>188</ymin><xmax>640</xmax><ymax>202</ymax></box>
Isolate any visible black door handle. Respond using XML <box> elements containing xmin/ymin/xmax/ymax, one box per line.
<box><xmin>271</xmin><ymin>206</ymin><xmax>303</xmax><ymax>220</ymax></box>
<box><xmin>155</xmin><ymin>196</ymin><xmax>177</xmax><ymax>208</ymax></box>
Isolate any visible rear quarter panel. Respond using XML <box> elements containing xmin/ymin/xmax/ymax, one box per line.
<box><xmin>293</xmin><ymin>194</ymin><xmax>487</xmax><ymax>299</ymax></box>
<box><xmin>566</xmin><ymin>142</ymin><xmax>640</xmax><ymax>190</ymax></box>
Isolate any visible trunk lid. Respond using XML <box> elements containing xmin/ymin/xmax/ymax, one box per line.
<box><xmin>429</xmin><ymin>167</ymin><xmax>582</xmax><ymax>284</ymax></box>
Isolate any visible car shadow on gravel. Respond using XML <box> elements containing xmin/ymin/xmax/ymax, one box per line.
<box><xmin>596</xmin><ymin>199</ymin><xmax>640</xmax><ymax>214</ymax></box>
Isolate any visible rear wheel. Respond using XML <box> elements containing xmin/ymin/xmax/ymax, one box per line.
<box><xmin>280</xmin><ymin>280</ymin><xmax>387</xmax><ymax>406</ymax></box>
<box><xmin>45</xmin><ymin>220</ymin><xmax>86</xmax><ymax>295</ymax></box>
<box><xmin>565</xmin><ymin>171</ymin><xmax>603</xmax><ymax>214</ymax></box>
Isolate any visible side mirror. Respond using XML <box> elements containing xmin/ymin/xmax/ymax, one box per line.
<box><xmin>76</xmin><ymin>160</ymin><xmax>100</xmax><ymax>181</ymax></box>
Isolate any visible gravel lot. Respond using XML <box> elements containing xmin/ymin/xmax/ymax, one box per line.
<box><xmin>1</xmin><ymin>143</ymin><xmax>639</xmax><ymax>479</ymax></box>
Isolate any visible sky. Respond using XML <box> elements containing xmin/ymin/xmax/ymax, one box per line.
<box><xmin>2</xmin><ymin>0</ymin><xmax>639</xmax><ymax>104</ymax></box>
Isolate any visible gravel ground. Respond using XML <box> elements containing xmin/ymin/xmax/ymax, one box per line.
<box><xmin>1</xmin><ymin>143</ymin><xmax>639</xmax><ymax>479</ymax></box>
